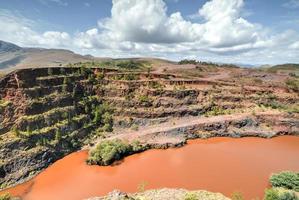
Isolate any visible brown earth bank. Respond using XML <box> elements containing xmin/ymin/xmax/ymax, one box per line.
<box><xmin>0</xmin><ymin>62</ymin><xmax>298</xmax><ymax>191</ymax></box>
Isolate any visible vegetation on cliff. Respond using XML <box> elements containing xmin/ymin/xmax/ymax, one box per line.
<box><xmin>87</xmin><ymin>139</ymin><xmax>146</xmax><ymax>165</ymax></box>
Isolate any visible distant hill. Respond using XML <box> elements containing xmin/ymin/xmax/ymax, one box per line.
<box><xmin>0</xmin><ymin>40</ymin><xmax>22</xmax><ymax>53</ymax></box>
<box><xmin>270</xmin><ymin>64</ymin><xmax>299</xmax><ymax>71</ymax></box>
<box><xmin>0</xmin><ymin>40</ymin><xmax>174</xmax><ymax>73</ymax></box>
<box><xmin>0</xmin><ymin>40</ymin><xmax>94</xmax><ymax>72</ymax></box>
<box><xmin>1</xmin><ymin>40</ymin><xmax>298</xmax><ymax>73</ymax></box>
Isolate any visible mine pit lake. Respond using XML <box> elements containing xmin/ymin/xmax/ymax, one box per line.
<box><xmin>2</xmin><ymin>136</ymin><xmax>299</xmax><ymax>200</ymax></box>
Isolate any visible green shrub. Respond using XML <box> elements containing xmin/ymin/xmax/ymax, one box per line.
<box><xmin>92</xmin><ymin>103</ymin><xmax>114</xmax><ymax>131</ymax></box>
<box><xmin>178</xmin><ymin>59</ymin><xmax>199</xmax><ymax>65</ymax></box>
<box><xmin>72</xmin><ymin>85</ymin><xmax>79</xmax><ymax>98</ymax></box>
<box><xmin>116</xmin><ymin>60</ymin><xmax>142</xmax><ymax>69</ymax></box>
<box><xmin>253</xmin><ymin>78</ymin><xmax>263</xmax><ymax>84</ymax></box>
<box><xmin>260</xmin><ymin>100</ymin><xmax>285</xmax><ymax>110</ymax></box>
<box><xmin>131</xmin><ymin>140</ymin><xmax>146</xmax><ymax>152</ymax></box>
<box><xmin>48</xmin><ymin>68</ymin><xmax>53</xmax><ymax>76</ymax></box>
<box><xmin>93</xmin><ymin>107</ymin><xmax>102</xmax><ymax>124</ymax></box>
<box><xmin>88</xmin><ymin>74</ymin><xmax>96</xmax><ymax>83</ymax></box>
<box><xmin>289</xmin><ymin>73</ymin><xmax>298</xmax><ymax>78</ymax></box>
<box><xmin>96</xmin><ymin>72</ymin><xmax>104</xmax><ymax>80</ymax></box>
<box><xmin>103</xmin><ymin>112</ymin><xmax>113</xmax><ymax>132</ymax></box>
<box><xmin>137</xmin><ymin>181</ymin><xmax>148</xmax><ymax>193</ymax></box>
<box><xmin>55</xmin><ymin>129</ymin><xmax>62</xmax><ymax>142</ymax></box>
<box><xmin>286</xmin><ymin>78</ymin><xmax>299</xmax><ymax>92</ymax></box>
<box><xmin>103</xmin><ymin>123</ymin><xmax>113</xmax><ymax>132</ymax></box>
<box><xmin>264</xmin><ymin>188</ymin><xmax>281</xmax><ymax>200</ymax></box>
<box><xmin>138</xmin><ymin>95</ymin><xmax>151</xmax><ymax>104</ymax></box>
<box><xmin>124</xmin><ymin>74</ymin><xmax>137</xmax><ymax>80</ymax></box>
<box><xmin>26</xmin><ymin>125</ymin><xmax>32</xmax><ymax>135</ymax></box>
<box><xmin>184</xmin><ymin>192</ymin><xmax>198</xmax><ymax>200</ymax></box>
<box><xmin>286</xmin><ymin>104</ymin><xmax>299</xmax><ymax>114</ymax></box>
<box><xmin>264</xmin><ymin>188</ymin><xmax>298</xmax><ymax>200</ymax></box>
<box><xmin>231</xmin><ymin>192</ymin><xmax>244</xmax><ymax>200</ymax></box>
<box><xmin>87</xmin><ymin>139</ymin><xmax>146</xmax><ymax>166</ymax></box>
<box><xmin>205</xmin><ymin>104</ymin><xmax>227</xmax><ymax>116</ymax></box>
<box><xmin>0</xmin><ymin>194</ymin><xmax>11</xmax><ymax>200</ymax></box>
<box><xmin>148</xmin><ymin>82</ymin><xmax>164</xmax><ymax>90</ymax></box>
<box><xmin>270</xmin><ymin>171</ymin><xmax>299</xmax><ymax>192</ymax></box>
<box><xmin>280</xmin><ymin>192</ymin><xmax>299</xmax><ymax>200</ymax></box>
<box><xmin>62</xmin><ymin>77</ymin><xmax>69</xmax><ymax>93</ymax></box>
<box><xmin>87</xmin><ymin>139</ymin><xmax>132</xmax><ymax>165</ymax></box>
<box><xmin>12</xmin><ymin>126</ymin><xmax>21</xmax><ymax>138</ymax></box>
<box><xmin>80</xmin><ymin>66</ymin><xmax>87</xmax><ymax>76</ymax></box>
<box><xmin>125</xmin><ymin>92</ymin><xmax>135</xmax><ymax>101</ymax></box>
<box><xmin>131</xmin><ymin>124</ymin><xmax>139</xmax><ymax>131</ymax></box>
<box><xmin>60</xmin><ymin>68</ymin><xmax>66</xmax><ymax>75</ymax></box>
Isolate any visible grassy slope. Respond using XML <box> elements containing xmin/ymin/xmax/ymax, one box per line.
<box><xmin>267</xmin><ymin>64</ymin><xmax>299</xmax><ymax>73</ymax></box>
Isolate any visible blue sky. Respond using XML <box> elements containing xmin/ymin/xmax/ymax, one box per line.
<box><xmin>0</xmin><ymin>0</ymin><xmax>299</xmax><ymax>64</ymax></box>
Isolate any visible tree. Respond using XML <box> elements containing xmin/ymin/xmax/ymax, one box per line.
<box><xmin>231</xmin><ymin>192</ymin><xmax>244</xmax><ymax>200</ymax></box>
<box><xmin>264</xmin><ymin>188</ymin><xmax>280</xmax><ymax>200</ymax></box>
<box><xmin>270</xmin><ymin>171</ymin><xmax>299</xmax><ymax>191</ymax></box>
<box><xmin>48</xmin><ymin>68</ymin><xmax>53</xmax><ymax>76</ymax></box>
<box><xmin>55</xmin><ymin>129</ymin><xmax>62</xmax><ymax>142</ymax></box>
<box><xmin>264</xmin><ymin>188</ymin><xmax>298</xmax><ymax>200</ymax></box>
<box><xmin>62</xmin><ymin>77</ymin><xmax>69</xmax><ymax>93</ymax></box>
<box><xmin>93</xmin><ymin>107</ymin><xmax>102</xmax><ymax>124</ymax></box>
<box><xmin>87</xmin><ymin>139</ymin><xmax>132</xmax><ymax>165</ymax></box>
<box><xmin>72</xmin><ymin>84</ymin><xmax>78</xmax><ymax>98</ymax></box>
<box><xmin>103</xmin><ymin>112</ymin><xmax>113</xmax><ymax>132</ymax></box>
<box><xmin>0</xmin><ymin>193</ymin><xmax>11</xmax><ymax>200</ymax></box>
<box><xmin>12</xmin><ymin>126</ymin><xmax>21</xmax><ymax>138</ymax></box>
<box><xmin>26</xmin><ymin>126</ymin><xmax>32</xmax><ymax>135</ymax></box>
<box><xmin>60</xmin><ymin>68</ymin><xmax>66</xmax><ymax>75</ymax></box>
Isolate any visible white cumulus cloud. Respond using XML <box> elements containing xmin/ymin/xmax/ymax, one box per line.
<box><xmin>0</xmin><ymin>9</ymin><xmax>70</xmax><ymax>48</ymax></box>
<box><xmin>74</xmin><ymin>0</ymin><xmax>266</xmax><ymax>54</ymax></box>
<box><xmin>0</xmin><ymin>0</ymin><xmax>299</xmax><ymax>65</ymax></box>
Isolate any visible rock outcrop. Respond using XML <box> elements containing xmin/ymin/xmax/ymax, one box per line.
<box><xmin>87</xmin><ymin>188</ymin><xmax>231</xmax><ymax>200</ymax></box>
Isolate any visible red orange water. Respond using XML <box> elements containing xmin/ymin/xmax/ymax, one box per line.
<box><xmin>2</xmin><ymin>136</ymin><xmax>299</xmax><ymax>200</ymax></box>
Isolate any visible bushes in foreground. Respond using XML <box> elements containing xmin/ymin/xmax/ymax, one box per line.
<box><xmin>270</xmin><ymin>171</ymin><xmax>299</xmax><ymax>192</ymax></box>
<box><xmin>262</xmin><ymin>171</ymin><xmax>299</xmax><ymax>200</ymax></box>
<box><xmin>264</xmin><ymin>188</ymin><xmax>298</xmax><ymax>200</ymax></box>
<box><xmin>0</xmin><ymin>194</ymin><xmax>11</xmax><ymax>200</ymax></box>
<box><xmin>87</xmin><ymin>139</ymin><xmax>146</xmax><ymax>166</ymax></box>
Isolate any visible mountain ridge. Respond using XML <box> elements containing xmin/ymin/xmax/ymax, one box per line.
<box><xmin>0</xmin><ymin>40</ymin><xmax>93</xmax><ymax>71</ymax></box>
